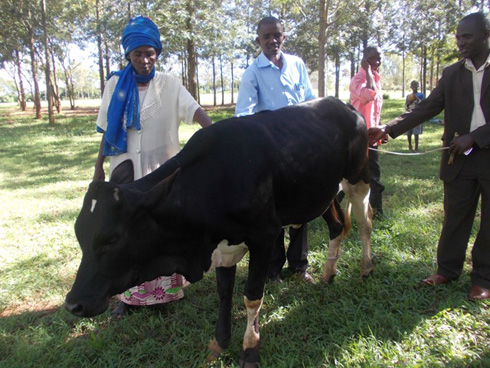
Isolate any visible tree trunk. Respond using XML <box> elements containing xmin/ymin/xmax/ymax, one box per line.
<box><xmin>15</xmin><ymin>50</ymin><xmax>27</xmax><ymax>111</ymax></box>
<box><xmin>181</xmin><ymin>53</ymin><xmax>186</xmax><ymax>87</ymax></box>
<box><xmin>318</xmin><ymin>0</ymin><xmax>328</xmax><ymax>97</ymax></box>
<box><xmin>105</xmin><ymin>36</ymin><xmax>111</xmax><ymax>77</ymax></box>
<box><xmin>41</xmin><ymin>0</ymin><xmax>54</xmax><ymax>124</ymax></box>
<box><xmin>350</xmin><ymin>51</ymin><xmax>356</xmax><ymax>79</ymax></box>
<box><xmin>27</xmin><ymin>10</ymin><xmax>42</xmax><ymax>119</ymax></box>
<box><xmin>67</xmin><ymin>73</ymin><xmax>76</xmax><ymax>109</ymax></box>
<box><xmin>212</xmin><ymin>55</ymin><xmax>217</xmax><ymax>106</ymax></box>
<box><xmin>429</xmin><ymin>48</ymin><xmax>434</xmax><ymax>92</ymax></box>
<box><xmin>436</xmin><ymin>55</ymin><xmax>440</xmax><ymax>84</ymax></box>
<box><xmin>220</xmin><ymin>55</ymin><xmax>224</xmax><ymax>105</ymax></box>
<box><xmin>50</xmin><ymin>48</ymin><xmax>61</xmax><ymax>113</ymax></box>
<box><xmin>186</xmin><ymin>0</ymin><xmax>198</xmax><ymax>99</ymax></box>
<box><xmin>361</xmin><ymin>1</ymin><xmax>370</xmax><ymax>50</ymax></box>
<box><xmin>422</xmin><ymin>46</ymin><xmax>427</xmax><ymax>96</ymax></box>
<box><xmin>196</xmin><ymin>55</ymin><xmax>200</xmax><ymax>104</ymax></box>
<box><xmin>60</xmin><ymin>58</ymin><xmax>76</xmax><ymax>109</ymax></box>
<box><xmin>334</xmin><ymin>53</ymin><xmax>340</xmax><ymax>98</ymax></box>
<box><xmin>402</xmin><ymin>48</ymin><xmax>405</xmax><ymax>98</ymax></box>
<box><xmin>96</xmin><ymin>0</ymin><xmax>105</xmax><ymax>96</ymax></box>
<box><xmin>230</xmin><ymin>59</ymin><xmax>234</xmax><ymax>104</ymax></box>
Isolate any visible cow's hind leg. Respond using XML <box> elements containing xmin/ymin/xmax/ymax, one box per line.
<box><xmin>343</xmin><ymin>179</ymin><xmax>373</xmax><ymax>279</ymax></box>
<box><xmin>322</xmin><ymin>198</ymin><xmax>348</xmax><ymax>283</ymax></box>
<box><xmin>207</xmin><ymin>265</ymin><xmax>236</xmax><ymax>362</ymax></box>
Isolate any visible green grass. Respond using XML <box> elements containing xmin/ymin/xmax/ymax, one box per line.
<box><xmin>1</xmin><ymin>101</ymin><xmax>489</xmax><ymax>367</ymax></box>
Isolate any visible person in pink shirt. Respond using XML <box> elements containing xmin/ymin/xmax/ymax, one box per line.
<box><xmin>349</xmin><ymin>45</ymin><xmax>384</xmax><ymax>217</ymax></box>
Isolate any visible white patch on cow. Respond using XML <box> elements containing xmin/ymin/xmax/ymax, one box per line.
<box><xmin>207</xmin><ymin>240</ymin><xmax>249</xmax><ymax>272</ymax></box>
<box><xmin>113</xmin><ymin>188</ymin><xmax>120</xmax><ymax>201</ymax></box>
<box><xmin>90</xmin><ymin>199</ymin><xmax>97</xmax><ymax>213</ymax></box>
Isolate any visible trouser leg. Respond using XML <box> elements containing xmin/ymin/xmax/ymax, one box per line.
<box><xmin>437</xmin><ymin>176</ymin><xmax>479</xmax><ymax>280</ymax></box>
<box><xmin>287</xmin><ymin>224</ymin><xmax>309</xmax><ymax>273</ymax></box>
<box><xmin>267</xmin><ymin>229</ymin><xmax>286</xmax><ymax>278</ymax></box>
<box><xmin>470</xmin><ymin>168</ymin><xmax>490</xmax><ymax>289</ymax></box>
<box><xmin>368</xmin><ymin>148</ymin><xmax>384</xmax><ymax>214</ymax></box>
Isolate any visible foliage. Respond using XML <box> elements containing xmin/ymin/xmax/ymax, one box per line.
<box><xmin>1</xmin><ymin>99</ymin><xmax>490</xmax><ymax>367</ymax></box>
<box><xmin>2</xmin><ymin>0</ymin><xmax>489</xmax><ymax>109</ymax></box>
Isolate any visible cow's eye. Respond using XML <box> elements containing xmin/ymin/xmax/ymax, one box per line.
<box><xmin>94</xmin><ymin>234</ymin><xmax>119</xmax><ymax>253</ymax></box>
<box><xmin>105</xmin><ymin>237</ymin><xmax>118</xmax><ymax>246</ymax></box>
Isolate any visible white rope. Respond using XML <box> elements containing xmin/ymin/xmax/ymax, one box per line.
<box><xmin>369</xmin><ymin>146</ymin><xmax>449</xmax><ymax>156</ymax></box>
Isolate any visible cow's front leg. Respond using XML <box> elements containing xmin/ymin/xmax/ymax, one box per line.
<box><xmin>207</xmin><ymin>265</ymin><xmax>236</xmax><ymax>362</ymax></box>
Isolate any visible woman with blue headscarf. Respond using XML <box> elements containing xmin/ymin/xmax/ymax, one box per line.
<box><xmin>94</xmin><ymin>16</ymin><xmax>212</xmax><ymax>317</ymax></box>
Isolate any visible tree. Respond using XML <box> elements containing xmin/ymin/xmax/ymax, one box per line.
<box><xmin>317</xmin><ymin>0</ymin><xmax>355</xmax><ymax>97</ymax></box>
<box><xmin>41</xmin><ymin>0</ymin><xmax>55</xmax><ymax>124</ymax></box>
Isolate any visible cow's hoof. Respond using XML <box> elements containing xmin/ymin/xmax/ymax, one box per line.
<box><xmin>239</xmin><ymin>359</ymin><xmax>259</xmax><ymax>368</ymax></box>
<box><xmin>322</xmin><ymin>274</ymin><xmax>336</xmax><ymax>284</ymax></box>
<box><xmin>206</xmin><ymin>338</ymin><xmax>224</xmax><ymax>362</ymax></box>
<box><xmin>239</xmin><ymin>347</ymin><xmax>260</xmax><ymax>368</ymax></box>
<box><xmin>361</xmin><ymin>270</ymin><xmax>373</xmax><ymax>280</ymax></box>
<box><xmin>111</xmin><ymin>301</ymin><xmax>136</xmax><ymax>318</ymax></box>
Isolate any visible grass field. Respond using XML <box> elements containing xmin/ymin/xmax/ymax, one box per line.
<box><xmin>0</xmin><ymin>99</ymin><xmax>489</xmax><ymax>367</ymax></box>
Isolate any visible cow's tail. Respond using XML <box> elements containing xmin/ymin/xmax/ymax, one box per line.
<box><xmin>324</xmin><ymin>197</ymin><xmax>351</xmax><ymax>241</ymax></box>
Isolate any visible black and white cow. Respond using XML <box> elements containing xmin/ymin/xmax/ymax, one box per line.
<box><xmin>65</xmin><ymin>97</ymin><xmax>373</xmax><ymax>367</ymax></box>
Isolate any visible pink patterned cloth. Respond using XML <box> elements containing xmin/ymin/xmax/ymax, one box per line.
<box><xmin>117</xmin><ymin>274</ymin><xmax>186</xmax><ymax>306</ymax></box>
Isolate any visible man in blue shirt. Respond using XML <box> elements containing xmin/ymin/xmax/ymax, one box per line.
<box><xmin>235</xmin><ymin>16</ymin><xmax>316</xmax><ymax>283</ymax></box>
<box><xmin>235</xmin><ymin>18</ymin><xmax>316</xmax><ymax>116</ymax></box>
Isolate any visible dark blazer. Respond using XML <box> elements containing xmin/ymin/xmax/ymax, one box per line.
<box><xmin>387</xmin><ymin>59</ymin><xmax>490</xmax><ymax>182</ymax></box>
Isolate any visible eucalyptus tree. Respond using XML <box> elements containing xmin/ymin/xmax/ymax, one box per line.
<box><xmin>0</xmin><ymin>0</ymin><xmax>28</xmax><ymax>110</ymax></box>
<box><xmin>38</xmin><ymin>0</ymin><xmax>94</xmax><ymax>120</ymax></box>
<box><xmin>196</xmin><ymin>5</ymin><xmax>224</xmax><ymax>105</ymax></box>
<box><xmin>146</xmin><ymin>0</ymin><xmax>212</xmax><ymax>99</ymax></box>
<box><xmin>215</xmin><ymin>1</ymin><xmax>252</xmax><ymax>105</ymax></box>
<box><xmin>83</xmin><ymin>0</ymin><xmax>127</xmax><ymax>95</ymax></box>
<box><xmin>386</xmin><ymin>0</ymin><xmax>412</xmax><ymax>96</ymax></box>
<box><xmin>396</xmin><ymin>0</ymin><xmax>473</xmax><ymax>95</ymax></box>
<box><xmin>1</xmin><ymin>0</ymin><xmax>43</xmax><ymax>118</ymax></box>
<box><xmin>40</xmin><ymin>0</ymin><xmax>55</xmax><ymax>124</ymax></box>
<box><xmin>304</xmin><ymin>0</ymin><xmax>384</xmax><ymax>97</ymax></box>
<box><xmin>234</xmin><ymin>0</ymin><xmax>267</xmax><ymax>69</ymax></box>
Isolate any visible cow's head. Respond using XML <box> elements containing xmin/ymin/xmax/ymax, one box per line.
<box><xmin>65</xmin><ymin>169</ymin><xmax>179</xmax><ymax>317</ymax></box>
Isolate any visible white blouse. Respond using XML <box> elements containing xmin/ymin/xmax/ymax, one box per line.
<box><xmin>97</xmin><ymin>72</ymin><xmax>200</xmax><ymax>180</ymax></box>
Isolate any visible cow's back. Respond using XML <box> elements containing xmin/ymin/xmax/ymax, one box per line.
<box><xmin>151</xmin><ymin>97</ymin><xmax>368</xmax><ymax>229</ymax></box>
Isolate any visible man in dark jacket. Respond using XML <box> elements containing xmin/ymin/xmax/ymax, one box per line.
<box><xmin>369</xmin><ymin>12</ymin><xmax>490</xmax><ymax>300</ymax></box>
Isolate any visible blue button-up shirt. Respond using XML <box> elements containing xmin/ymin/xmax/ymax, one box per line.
<box><xmin>235</xmin><ymin>52</ymin><xmax>316</xmax><ymax>116</ymax></box>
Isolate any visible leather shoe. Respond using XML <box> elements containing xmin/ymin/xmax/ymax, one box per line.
<box><xmin>295</xmin><ymin>271</ymin><xmax>316</xmax><ymax>285</ymax></box>
<box><xmin>468</xmin><ymin>285</ymin><xmax>490</xmax><ymax>301</ymax></box>
<box><xmin>267</xmin><ymin>274</ymin><xmax>283</xmax><ymax>284</ymax></box>
<box><xmin>421</xmin><ymin>274</ymin><xmax>450</xmax><ymax>286</ymax></box>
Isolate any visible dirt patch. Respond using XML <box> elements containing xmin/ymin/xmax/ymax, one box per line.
<box><xmin>0</xmin><ymin>300</ymin><xmax>60</xmax><ymax>318</ymax></box>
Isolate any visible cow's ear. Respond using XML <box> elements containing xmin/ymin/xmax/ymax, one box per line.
<box><xmin>143</xmin><ymin>168</ymin><xmax>181</xmax><ymax>208</ymax></box>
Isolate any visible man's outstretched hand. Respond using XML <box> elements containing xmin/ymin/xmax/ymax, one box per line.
<box><xmin>368</xmin><ymin>126</ymin><xmax>389</xmax><ymax>146</ymax></box>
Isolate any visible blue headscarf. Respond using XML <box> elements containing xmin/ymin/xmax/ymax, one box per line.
<box><xmin>99</xmin><ymin>16</ymin><xmax>163</xmax><ymax>156</ymax></box>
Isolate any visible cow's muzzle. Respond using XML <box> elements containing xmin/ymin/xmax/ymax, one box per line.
<box><xmin>64</xmin><ymin>292</ymin><xmax>109</xmax><ymax>318</ymax></box>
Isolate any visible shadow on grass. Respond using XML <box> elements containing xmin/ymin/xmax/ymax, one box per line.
<box><xmin>0</xmin><ymin>117</ymin><xmax>98</xmax><ymax>191</ymax></box>
<box><xmin>255</xmin><ymin>255</ymin><xmax>489</xmax><ymax>367</ymax></box>
<box><xmin>1</xmin><ymin>257</ymin><xmax>489</xmax><ymax>367</ymax></box>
